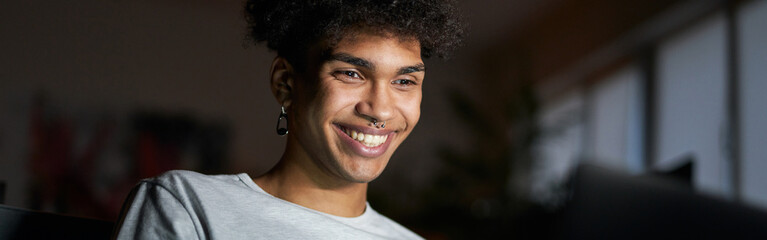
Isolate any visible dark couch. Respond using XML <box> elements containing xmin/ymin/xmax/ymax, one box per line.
<box><xmin>0</xmin><ymin>204</ymin><xmax>113</xmax><ymax>240</ymax></box>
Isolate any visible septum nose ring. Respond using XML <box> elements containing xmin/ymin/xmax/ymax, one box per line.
<box><xmin>371</xmin><ymin>119</ymin><xmax>386</xmax><ymax>128</ymax></box>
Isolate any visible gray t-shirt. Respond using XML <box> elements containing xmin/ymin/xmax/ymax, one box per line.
<box><xmin>114</xmin><ymin>170</ymin><xmax>422</xmax><ymax>240</ymax></box>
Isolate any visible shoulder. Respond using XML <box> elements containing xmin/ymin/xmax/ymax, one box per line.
<box><xmin>150</xmin><ymin>169</ymin><xmax>230</xmax><ymax>182</ymax></box>
<box><xmin>145</xmin><ymin>170</ymin><xmax>241</xmax><ymax>187</ymax></box>
<box><xmin>137</xmin><ymin>170</ymin><xmax>248</xmax><ymax>199</ymax></box>
<box><xmin>115</xmin><ymin>171</ymin><xmax>218</xmax><ymax>239</ymax></box>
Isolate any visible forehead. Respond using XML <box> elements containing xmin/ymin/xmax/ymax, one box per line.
<box><xmin>321</xmin><ymin>32</ymin><xmax>423</xmax><ymax>65</ymax></box>
<box><xmin>298</xmin><ymin>29</ymin><xmax>424</xmax><ymax>74</ymax></box>
<box><xmin>336</xmin><ymin>33</ymin><xmax>420</xmax><ymax>52</ymax></box>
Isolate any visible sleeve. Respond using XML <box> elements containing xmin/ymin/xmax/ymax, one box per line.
<box><xmin>112</xmin><ymin>181</ymin><xmax>200</xmax><ymax>240</ymax></box>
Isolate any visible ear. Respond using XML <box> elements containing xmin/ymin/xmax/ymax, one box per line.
<box><xmin>270</xmin><ymin>57</ymin><xmax>295</xmax><ymax>108</ymax></box>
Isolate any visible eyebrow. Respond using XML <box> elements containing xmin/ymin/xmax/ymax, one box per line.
<box><xmin>398</xmin><ymin>63</ymin><xmax>425</xmax><ymax>75</ymax></box>
<box><xmin>328</xmin><ymin>53</ymin><xmax>374</xmax><ymax>70</ymax></box>
<box><xmin>327</xmin><ymin>53</ymin><xmax>426</xmax><ymax>75</ymax></box>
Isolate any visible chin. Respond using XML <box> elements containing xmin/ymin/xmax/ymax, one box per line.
<box><xmin>346</xmin><ymin>173</ymin><xmax>382</xmax><ymax>183</ymax></box>
<box><xmin>341</xmin><ymin>162</ymin><xmax>388</xmax><ymax>183</ymax></box>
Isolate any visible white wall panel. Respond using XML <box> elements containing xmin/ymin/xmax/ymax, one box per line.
<box><xmin>738</xmin><ymin>0</ymin><xmax>767</xmax><ymax>209</ymax></box>
<box><xmin>655</xmin><ymin>13</ymin><xmax>728</xmax><ymax>195</ymax></box>
<box><xmin>588</xmin><ymin>66</ymin><xmax>642</xmax><ymax>173</ymax></box>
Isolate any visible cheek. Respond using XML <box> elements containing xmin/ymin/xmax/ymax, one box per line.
<box><xmin>317</xmin><ymin>82</ymin><xmax>358</xmax><ymax>118</ymax></box>
<box><xmin>402</xmin><ymin>93</ymin><xmax>422</xmax><ymax>127</ymax></box>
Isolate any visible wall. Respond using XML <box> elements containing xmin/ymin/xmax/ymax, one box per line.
<box><xmin>0</xmin><ymin>0</ymin><xmax>281</xmax><ymax>213</ymax></box>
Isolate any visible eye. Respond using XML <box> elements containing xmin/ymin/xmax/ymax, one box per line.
<box><xmin>392</xmin><ymin>79</ymin><xmax>417</xmax><ymax>86</ymax></box>
<box><xmin>342</xmin><ymin>71</ymin><xmax>360</xmax><ymax>78</ymax></box>
<box><xmin>333</xmin><ymin>70</ymin><xmax>363</xmax><ymax>82</ymax></box>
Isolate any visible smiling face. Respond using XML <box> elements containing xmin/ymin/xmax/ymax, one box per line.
<box><xmin>279</xmin><ymin>32</ymin><xmax>424</xmax><ymax>184</ymax></box>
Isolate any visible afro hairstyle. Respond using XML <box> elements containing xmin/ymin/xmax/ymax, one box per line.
<box><xmin>244</xmin><ymin>0</ymin><xmax>465</xmax><ymax>70</ymax></box>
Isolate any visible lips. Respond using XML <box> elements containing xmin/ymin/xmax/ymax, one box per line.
<box><xmin>334</xmin><ymin>124</ymin><xmax>394</xmax><ymax>158</ymax></box>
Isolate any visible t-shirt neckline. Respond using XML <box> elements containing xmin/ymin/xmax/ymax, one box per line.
<box><xmin>234</xmin><ymin>173</ymin><xmax>377</xmax><ymax>225</ymax></box>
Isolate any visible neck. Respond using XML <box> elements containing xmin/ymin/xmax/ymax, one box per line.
<box><xmin>254</xmin><ymin>142</ymin><xmax>368</xmax><ymax>217</ymax></box>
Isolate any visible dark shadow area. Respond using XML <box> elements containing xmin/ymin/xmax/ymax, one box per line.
<box><xmin>0</xmin><ymin>204</ymin><xmax>113</xmax><ymax>240</ymax></box>
<box><xmin>381</xmin><ymin>163</ymin><xmax>767</xmax><ymax>239</ymax></box>
<box><xmin>552</xmin><ymin>164</ymin><xmax>767</xmax><ymax>239</ymax></box>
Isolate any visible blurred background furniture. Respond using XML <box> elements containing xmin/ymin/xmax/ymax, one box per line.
<box><xmin>553</xmin><ymin>164</ymin><xmax>767</xmax><ymax>239</ymax></box>
<box><xmin>0</xmin><ymin>204</ymin><xmax>113</xmax><ymax>240</ymax></box>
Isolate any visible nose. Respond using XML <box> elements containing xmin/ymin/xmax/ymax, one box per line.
<box><xmin>355</xmin><ymin>82</ymin><xmax>394</xmax><ymax>123</ymax></box>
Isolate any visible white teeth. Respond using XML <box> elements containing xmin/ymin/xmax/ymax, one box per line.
<box><xmin>357</xmin><ymin>133</ymin><xmax>365</xmax><ymax>141</ymax></box>
<box><xmin>345</xmin><ymin>128</ymin><xmax>388</xmax><ymax>147</ymax></box>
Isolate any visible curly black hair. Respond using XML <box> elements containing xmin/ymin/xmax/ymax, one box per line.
<box><xmin>245</xmin><ymin>0</ymin><xmax>465</xmax><ymax>69</ymax></box>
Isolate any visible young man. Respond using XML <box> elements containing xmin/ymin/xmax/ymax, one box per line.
<box><xmin>113</xmin><ymin>0</ymin><xmax>464</xmax><ymax>239</ymax></box>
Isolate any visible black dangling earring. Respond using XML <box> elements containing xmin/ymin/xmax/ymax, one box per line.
<box><xmin>276</xmin><ymin>106</ymin><xmax>288</xmax><ymax>136</ymax></box>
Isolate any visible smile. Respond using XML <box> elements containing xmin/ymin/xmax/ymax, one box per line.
<box><xmin>343</xmin><ymin>128</ymin><xmax>388</xmax><ymax>147</ymax></box>
<box><xmin>334</xmin><ymin>124</ymin><xmax>394</xmax><ymax>158</ymax></box>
